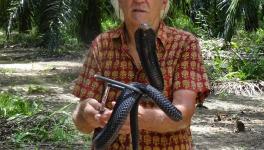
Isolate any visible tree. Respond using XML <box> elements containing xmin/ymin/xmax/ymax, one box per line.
<box><xmin>38</xmin><ymin>0</ymin><xmax>73</xmax><ymax>50</ymax></box>
<box><xmin>170</xmin><ymin>0</ymin><xmax>263</xmax><ymax>41</ymax></box>
<box><xmin>75</xmin><ymin>0</ymin><xmax>102</xmax><ymax>45</ymax></box>
<box><xmin>17</xmin><ymin>0</ymin><xmax>32</xmax><ymax>33</ymax></box>
<box><xmin>0</xmin><ymin>0</ymin><xmax>11</xmax><ymax>34</ymax></box>
<box><xmin>223</xmin><ymin>0</ymin><xmax>261</xmax><ymax>42</ymax></box>
<box><xmin>1</xmin><ymin>0</ymin><xmax>263</xmax><ymax>48</ymax></box>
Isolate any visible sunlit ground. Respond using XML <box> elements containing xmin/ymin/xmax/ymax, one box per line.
<box><xmin>0</xmin><ymin>47</ymin><xmax>263</xmax><ymax>149</ymax></box>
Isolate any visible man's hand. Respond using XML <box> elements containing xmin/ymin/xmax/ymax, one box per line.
<box><xmin>138</xmin><ymin>89</ymin><xmax>197</xmax><ymax>133</ymax></box>
<box><xmin>72</xmin><ymin>98</ymin><xmax>112</xmax><ymax>133</ymax></box>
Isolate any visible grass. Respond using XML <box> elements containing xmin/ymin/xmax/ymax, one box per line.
<box><xmin>0</xmin><ymin>68</ymin><xmax>16</xmax><ymax>74</ymax></box>
<box><xmin>27</xmin><ymin>85</ymin><xmax>51</xmax><ymax>94</ymax></box>
<box><xmin>54</xmin><ymin>74</ymin><xmax>77</xmax><ymax>85</ymax></box>
<box><xmin>0</xmin><ymin>92</ymin><xmax>92</xmax><ymax>148</ymax></box>
<box><xmin>0</xmin><ymin>92</ymin><xmax>41</xmax><ymax>117</ymax></box>
<box><xmin>0</xmin><ymin>29</ymin><xmax>6</xmax><ymax>46</ymax></box>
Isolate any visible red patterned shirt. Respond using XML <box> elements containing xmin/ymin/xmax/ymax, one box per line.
<box><xmin>73</xmin><ymin>22</ymin><xmax>210</xmax><ymax>150</ymax></box>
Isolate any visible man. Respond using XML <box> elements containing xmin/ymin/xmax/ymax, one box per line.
<box><xmin>72</xmin><ymin>0</ymin><xmax>210</xmax><ymax>149</ymax></box>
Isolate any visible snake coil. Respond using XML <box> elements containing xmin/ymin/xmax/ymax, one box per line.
<box><xmin>93</xmin><ymin>24</ymin><xmax>182</xmax><ymax>150</ymax></box>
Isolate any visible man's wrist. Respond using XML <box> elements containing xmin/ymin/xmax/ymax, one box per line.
<box><xmin>138</xmin><ymin>107</ymin><xmax>165</xmax><ymax>131</ymax></box>
<box><xmin>73</xmin><ymin>100</ymin><xmax>98</xmax><ymax>133</ymax></box>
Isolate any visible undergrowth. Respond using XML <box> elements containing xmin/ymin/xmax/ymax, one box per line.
<box><xmin>0</xmin><ymin>92</ymin><xmax>91</xmax><ymax>148</ymax></box>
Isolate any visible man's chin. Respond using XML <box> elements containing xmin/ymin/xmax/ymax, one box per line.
<box><xmin>131</xmin><ymin>17</ymin><xmax>150</xmax><ymax>26</ymax></box>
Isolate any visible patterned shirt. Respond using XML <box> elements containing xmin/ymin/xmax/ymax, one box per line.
<box><xmin>73</xmin><ymin>22</ymin><xmax>210</xmax><ymax>150</ymax></box>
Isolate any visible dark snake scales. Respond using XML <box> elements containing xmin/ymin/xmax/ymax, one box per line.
<box><xmin>93</xmin><ymin>24</ymin><xmax>183</xmax><ymax>150</ymax></box>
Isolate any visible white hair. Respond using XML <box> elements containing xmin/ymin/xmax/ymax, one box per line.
<box><xmin>110</xmin><ymin>0</ymin><xmax>170</xmax><ymax>22</ymax></box>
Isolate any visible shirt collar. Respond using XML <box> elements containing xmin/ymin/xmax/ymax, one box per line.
<box><xmin>156</xmin><ymin>21</ymin><xmax>168</xmax><ymax>49</ymax></box>
<box><xmin>112</xmin><ymin>21</ymin><xmax>168</xmax><ymax>50</ymax></box>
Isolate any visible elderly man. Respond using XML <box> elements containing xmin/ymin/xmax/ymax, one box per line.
<box><xmin>72</xmin><ymin>0</ymin><xmax>210</xmax><ymax>149</ymax></box>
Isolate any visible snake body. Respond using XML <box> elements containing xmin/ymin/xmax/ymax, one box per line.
<box><xmin>93</xmin><ymin>83</ymin><xmax>182</xmax><ymax>150</ymax></box>
<box><xmin>135</xmin><ymin>24</ymin><xmax>164</xmax><ymax>91</ymax></box>
<box><xmin>93</xmin><ymin>24</ymin><xmax>182</xmax><ymax>150</ymax></box>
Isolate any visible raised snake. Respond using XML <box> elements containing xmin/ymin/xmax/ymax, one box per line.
<box><xmin>92</xmin><ymin>24</ymin><xmax>183</xmax><ymax>150</ymax></box>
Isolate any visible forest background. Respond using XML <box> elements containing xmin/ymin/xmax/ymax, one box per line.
<box><xmin>0</xmin><ymin>0</ymin><xmax>263</xmax><ymax>149</ymax></box>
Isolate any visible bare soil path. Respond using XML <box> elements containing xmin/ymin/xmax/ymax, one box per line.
<box><xmin>1</xmin><ymin>47</ymin><xmax>263</xmax><ymax>150</ymax></box>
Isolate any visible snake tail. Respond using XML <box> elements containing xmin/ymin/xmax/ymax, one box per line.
<box><xmin>130</xmin><ymin>99</ymin><xmax>140</xmax><ymax>150</ymax></box>
<box><xmin>93</xmin><ymin>88</ymin><xmax>141</xmax><ymax>150</ymax></box>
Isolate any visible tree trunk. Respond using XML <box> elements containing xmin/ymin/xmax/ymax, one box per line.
<box><xmin>261</xmin><ymin>4</ymin><xmax>264</xmax><ymax>21</ymax></box>
<box><xmin>244</xmin><ymin>3</ymin><xmax>259</xmax><ymax>31</ymax></box>
<box><xmin>79</xmin><ymin>0</ymin><xmax>101</xmax><ymax>45</ymax></box>
<box><xmin>244</xmin><ymin>13</ymin><xmax>259</xmax><ymax>32</ymax></box>
<box><xmin>18</xmin><ymin>0</ymin><xmax>32</xmax><ymax>33</ymax></box>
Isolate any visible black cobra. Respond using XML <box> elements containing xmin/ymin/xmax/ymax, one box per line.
<box><xmin>93</xmin><ymin>24</ymin><xmax>182</xmax><ymax>150</ymax></box>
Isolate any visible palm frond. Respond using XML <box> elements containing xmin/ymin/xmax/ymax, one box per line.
<box><xmin>188</xmin><ymin>0</ymin><xmax>227</xmax><ymax>37</ymax></box>
<box><xmin>223</xmin><ymin>0</ymin><xmax>242</xmax><ymax>42</ymax></box>
<box><xmin>212</xmin><ymin>80</ymin><xmax>264</xmax><ymax>97</ymax></box>
<box><xmin>172</xmin><ymin>0</ymin><xmax>192</xmax><ymax>14</ymax></box>
<box><xmin>38</xmin><ymin>0</ymin><xmax>74</xmax><ymax>51</ymax></box>
<box><xmin>3</xmin><ymin>0</ymin><xmax>34</xmax><ymax>39</ymax></box>
<box><xmin>223</xmin><ymin>0</ymin><xmax>261</xmax><ymax>42</ymax></box>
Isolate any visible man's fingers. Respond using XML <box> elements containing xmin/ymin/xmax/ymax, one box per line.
<box><xmin>85</xmin><ymin>98</ymin><xmax>105</xmax><ymax>111</ymax></box>
<box><xmin>94</xmin><ymin>114</ymin><xmax>101</xmax><ymax>121</ymax></box>
<box><xmin>119</xmin><ymin>125</ymin><xmax>131</xmax><ymax>134</ymax></box>
<box><xmin>94</xmin><ymin>110</ymin><xmax>113</xmax><ymax>127</ymax></box>
<box><xmin>94</xmin><ymin>114</ymin><xmax>107</xmax><ymax>127</ymax></box>
<box><xmin>111</xmin><ymin>101</ymin><xmax>116</xmax><ymax>107</ymax></box>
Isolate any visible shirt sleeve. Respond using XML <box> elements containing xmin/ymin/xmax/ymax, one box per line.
<box><xmin>72</xmin><ymin>45</ymin><xmax>104</xmax><ymax>101</ymax></box>
<box><xmin>173</xmin><ymin>35</ymin><xmax>210</xmax><ymax>103</ymax></box>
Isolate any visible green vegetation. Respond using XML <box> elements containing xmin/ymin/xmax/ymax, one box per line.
<box><xmin>27</xmin><ymin>85</ymin><xmax>50</xmax><ymax>94</ymax></box>
<box><xmin>0</xmin><ymin>92</ymin><xmax>41</xmax><ymax>117</ymax></box>
<box><xmin>53</xmin><ymin>74</ymin><xmax>77</xmax><ymax>85</ymax></box>
<box><xmin>0</xmin><ymin>29</ymin><xmax>5</xmax><ymax>45</ymax></box>
<box><xmin>0</xmin><ymin>68</ymin><xmax>16</xmax><ymax>74</ymax></box>
<box><xmin>203</xmin><ymin>28</ymin><xmax>264</xmax><ymax>81</ymax></box>
<box><xmin>0</xmin><ymin>0</ymin><xmax>262</xmax><ymax>88</ymax></box>
<box><xmin>0</xmin><ymin>0</ymin><xmax>263</xmax><ymax>146</ymax></box>
<box><xmin>0</xmin><ymin>92</ymin><xmax>91</xmax><ymax>148</ymax></box>
<box><xmin>165</xmin><ymin>10</ymin><xmax>200</xmax><ymax>35</ymax></box>
<box><xmin>0</xmin><ymin>0</ymin><xmax>263</xmax><ymax>47</ymax></box>
<box><xmin>101</xmin><ymin>18</ymin><xmax>120</xmax><ymax>32</ymax></box>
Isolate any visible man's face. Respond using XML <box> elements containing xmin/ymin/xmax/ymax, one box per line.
<box><xmin>119</xmin><ymin>0</ymin><xmax>167</xmax><ymax>26</ymax></box>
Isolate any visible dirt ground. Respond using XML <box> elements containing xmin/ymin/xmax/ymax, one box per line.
<box><xmin>0</xmin><ymin>47</ymin><xmax>264</xmax><ymax>150</ymax></box>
